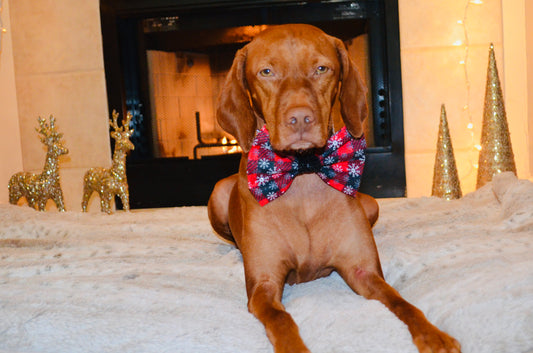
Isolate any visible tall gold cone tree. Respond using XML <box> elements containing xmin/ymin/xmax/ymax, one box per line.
<box><xmin>432</xmin><ymin>104</ymin><xmax>462</xmax><ymax>200</ymax></box>
<box><xmin>476</xmin><ymin>44</ymin><xmax>516</xmax><ymax>189</ymax></box>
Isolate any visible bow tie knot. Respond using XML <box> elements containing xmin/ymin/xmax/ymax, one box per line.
<box><xmin>295</xmin><ymin>154</ymin><xmax>322</xmax><ymax>174</ymax></box>
<box><xmin>247</xmin><ymin>125</ymin><xmax>366</xmax><ymax>206</ymax></box>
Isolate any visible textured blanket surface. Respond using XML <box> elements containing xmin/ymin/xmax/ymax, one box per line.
<box><xmin>1</xmin><ymin>172</ymin><xmax>532</xmax><ymax>353</ymax></box>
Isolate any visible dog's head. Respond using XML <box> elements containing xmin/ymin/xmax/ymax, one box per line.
<box><xmin>216</xmin><ymin>24</ymin><xmax>368</xmax><ymax>154</ymax></box>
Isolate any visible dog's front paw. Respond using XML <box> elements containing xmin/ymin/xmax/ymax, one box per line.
<box><xmin>412</xmin><ymin>326</ymin><xmax>461</xmax><ymax>353</ymax></box>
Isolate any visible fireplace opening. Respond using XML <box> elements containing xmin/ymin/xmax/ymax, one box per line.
<box><xmin>145</xmin><ymin>20</ymin><xmax>375</xmax><ymax>159</ymax></box>
<box><xmin>100</xmin><ymin>0</ymin><xmax>405</xmax><ymax>208</ymax></box>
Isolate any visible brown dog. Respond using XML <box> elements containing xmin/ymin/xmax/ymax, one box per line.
<box><xmin>208</xmin><ymin>24</ymin><xmax>460</xmax><ymax>353</ymax></box>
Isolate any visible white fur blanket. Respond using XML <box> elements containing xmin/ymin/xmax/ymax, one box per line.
<box><xmin>1</xmin><ymin>172</ymin><xmax>532</xmax><ymax>353</ymax></box>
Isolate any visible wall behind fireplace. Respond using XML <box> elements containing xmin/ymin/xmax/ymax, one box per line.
<box><xmin>1</xmin><ymin>0</ymin><xmax>532</xmax><ymax>209</ymax></box>
<box><xmin>399</xmin><ymin>0</ymin><xmax>532</xmax><ymax>196</ymax></box>
<box><xmin>1</xmin><ymin>0</ymin><xmax>111</xmax><ymax>211</ymax></box>
<box><xmin>0</xmin><ymin>0</ymin><xmax>22</xmax><ymax>197</ymax></box>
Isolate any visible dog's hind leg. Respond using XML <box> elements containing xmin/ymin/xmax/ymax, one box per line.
<box><xmin>356</xmin><ymin>192</ymin><xmax>379</xmax><ymax>227</ymax></box>
<box><xmin>208</xmin><ymin>174</ymin><xmax>238</xmax><ymax>244</ymax></box>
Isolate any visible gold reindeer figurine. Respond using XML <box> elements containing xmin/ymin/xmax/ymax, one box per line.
<box><xmin>82</xmin><ymin>110</ymin><xmax>134</xmax><ymax>213</ymax></box>
<box><xmin>8</xmin><ymin>116</ymin><xmax>69</xmax><ymax>211</ymax></box>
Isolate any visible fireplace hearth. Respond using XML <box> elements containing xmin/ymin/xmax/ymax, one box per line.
<box><xmin>100</xmin><ymin>0</ymin><xmax>405</xmax><ymax>208</ymax></box>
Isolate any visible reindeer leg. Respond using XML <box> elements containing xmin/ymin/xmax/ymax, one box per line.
<box><xmin>37</xmin><ymin>199</ymin><xmax>46</xmax><ymax>212</ymax></box>
<box><xmin>26</xmin><ymin>197</ymin><xmax>35</xmax><ymax>209</ymax></box>
<box><xmin>56</xmin><ymin>197</ymin><xmax>65</xmax><ymax>212</ymax></box>
<box><xmin>8</xmin><ymin>185</ymin><xmax>21</xmax><ymax>205</ymax></box>
<box><xmin>8</xmin><ymin>195</ymin><xmax>18</xmax><ymax>205</ymax></box>
<box><xmin>81</xmin><ymin>187</ymin><xmax>92</xmax><ymax>212</ymax></box>
<box><xmin>53</xmin><ymin>188</ymin><xmax>66</xmax><ymax>212</ymax></box>
<box><xmin>101</xmin><ymin>193</ymin><xmax>113</xmax><ymax>214</ymax></box>
<box><xmin>119</xmin><ymin>191</ymin><xmax>130</xmax><ymax>211</ymax></box>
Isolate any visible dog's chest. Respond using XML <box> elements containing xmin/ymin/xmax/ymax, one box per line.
<box><xmin>268</xmin><ymin>174</ymin><xmax>354</xmax><ymax>283</ymax></box>
<box><xmin>281</xmin><ymin>174</ymin><xmax>346</xmax><ymax>216</ymax></box>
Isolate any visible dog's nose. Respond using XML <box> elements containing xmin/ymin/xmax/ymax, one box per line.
<box><xmin>286</xmin><ymin>107</ymin><xmax>315</xmax><ymax>131</ymax></box>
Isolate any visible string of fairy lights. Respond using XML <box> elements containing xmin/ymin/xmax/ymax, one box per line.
<box><xmin>454</xmin><ymin>0</ymin><xmax>484</xmax><ymax>175</ymax></box>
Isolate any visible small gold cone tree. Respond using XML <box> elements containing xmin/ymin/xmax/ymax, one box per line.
<box><xmin>432</xmin><ymin>104</ymin><xmax>462</xmax><ymax>200</ymax></box>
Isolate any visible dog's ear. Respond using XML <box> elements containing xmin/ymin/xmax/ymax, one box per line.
<box><xmin>334</xmin><ymin>38</ymin><xmax>368</xmax><ymax>138</ymax></box>
<box><xmin>216</xmin><ymin>47</ymin><xmax>256</xmax><ymax>152</ymax></box>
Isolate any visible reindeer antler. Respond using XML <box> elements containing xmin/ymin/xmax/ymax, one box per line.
<box><xmin>110</xmin><ymin>109</ymin><xmax>134</xmax><ymax>133</ymax></box>
<box><xmin>110</xmin><ymin>110</ymin><xmax>122</xmax><ymax>132</ymax></box>
<box><xmin>123</xmin><ymin>111</ymin><xmax>133</xmax><ymax>131</ymax></box>
<box><xmin>36</xmin><ymin>116</ymin><xmax>49</xmax><ymax>136</ymax></box>
<box><xmin>36</xmin><ymin>115</ymin><xmax>63</xmax><ymax>142</ymax></box>
<box><xmin>49</xmin><ymin>115</ymin><xmax>56</xmax><ymax>130</ymax></box>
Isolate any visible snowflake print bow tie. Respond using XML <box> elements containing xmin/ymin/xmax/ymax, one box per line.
<box><xmin>247</xmin><ymin>125</ymin><xmax>366</xmax><ymax>206</ymax></box>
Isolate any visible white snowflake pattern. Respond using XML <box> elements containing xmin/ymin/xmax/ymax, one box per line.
<box><xmin>324</xmin><ymin>156</ymin><xmax>335</xmax><ymax>165</ymax></box>
<box><xmin>291</xmin><ymin>160</ymin><xmax>300</xmax><ymax>170</ymax></box>
<box><xmin>257</xmin><ymin>175</ymin><xmax>270</xmax><ymax>186</ymax></box>
<box><xmin>267</xmin><ymin>191</ymin><xmax>278</xmax><ymax>200</ymax></box>
<box><xmin>328</xmin><ymin>136</ymin><xmax>342</xmax><ymax>149</ymax></box>
<box><xmin>258</xmin><ymin>159</ymin><xmax>271</xmax><ymax>169</ymax></box>
<box><xmin>348</xmin><ymin>163</ymin><xmax>362</xmax><ymax>177</ymax></box>
<box><xmin>332</xmin><ymin>164</ymin><xmax>344</xmax><ymax>172</ymax></box>
<box><xmin>355</xmin><ymin>149</ymin><xmax>365</xmax><ymax>159</ymax></box>
<box><xmin>261</xmin><ymin>142</ymin><xmax>272</xmax><ymax>150</ymax></box>
<box><xmin>270</xmin><ymin>166</ymin><xmax>281</xmax><ymax>175</ymax></box>
<box><xmin>343</xmin><ymin>185</ymin><xmax>354</xmax><ymax>195</ymax></box>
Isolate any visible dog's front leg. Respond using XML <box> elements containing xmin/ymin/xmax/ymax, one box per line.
<box><xmin>247</xmin><ymin>279</ymin><xmax>310</xmax><ymax>353</ymax></box>
<box><xmin>339</xmin><ymin>267</ymin><xmax>461</xmax><ymax>353</ymax></box>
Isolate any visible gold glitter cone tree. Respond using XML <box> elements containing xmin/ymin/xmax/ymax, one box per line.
<box><xmin>476</xmin><ymin>44</ymin><xmax>516</xmax><ymax>189</ymax></box>
<box><xmin>432</xmin><ymin>104</ymin><xmax>462</xmax><ymax>200</ymax></box>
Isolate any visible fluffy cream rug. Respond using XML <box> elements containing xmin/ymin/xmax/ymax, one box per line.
<box><xmin>1</xmin><ymin>172</ymin><xmax>532</xmax><ymax>353</ymax></box>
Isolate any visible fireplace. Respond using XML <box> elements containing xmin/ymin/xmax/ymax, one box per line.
<box><xmin>100</xmin><ymin>0</ymin><xmax>405</xmax><ymax>208</ymax></box>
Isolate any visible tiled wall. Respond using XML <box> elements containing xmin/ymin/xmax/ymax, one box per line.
<box><xmin>147</xmin><ymin>50</ymin><xmax>227</xmax><ymax>158</ymax></box>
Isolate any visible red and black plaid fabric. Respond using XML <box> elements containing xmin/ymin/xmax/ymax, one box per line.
<box><xmin>247</xmin><ymin>125</ymin><xmax>366</xmax><ymax>206</ymax></box>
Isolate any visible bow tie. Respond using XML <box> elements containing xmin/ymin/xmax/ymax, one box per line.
<box><xmin>247</xmin><ymin>125</ymin><xmax>366</xmax><ymax>206</ymax></box>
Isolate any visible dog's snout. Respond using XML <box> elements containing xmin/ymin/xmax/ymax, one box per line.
<box><xmin>286</xmin><ymin>107</ymin><xmax>315</xmax><ymax>131</ymax></box>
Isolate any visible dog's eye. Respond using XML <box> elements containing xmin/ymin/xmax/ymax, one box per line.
<box><xmin>315</xmin><ymin>66</ymin><xmax>329</xmax><ymax>75</ymax></box>
<box><xmin>259</xmin><ymin>68</ymin><xmax>274</xmax><ymax>77</ymax></box>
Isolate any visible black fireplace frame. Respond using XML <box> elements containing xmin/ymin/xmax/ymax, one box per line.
<box><xmin>100</xmin><ymin>0</ymin><xmax>406</xmax><ymax>208</ymax></box>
